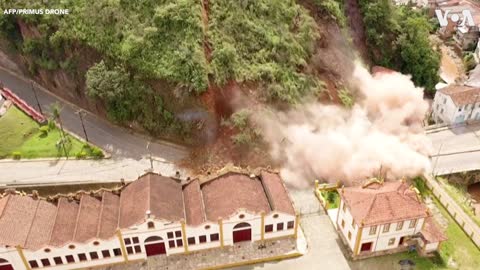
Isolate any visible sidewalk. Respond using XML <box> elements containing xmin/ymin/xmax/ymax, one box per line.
<box><xmin>423</xmin><ymin>174</ymin><xmax>480</xmax><ymax>248</ymax></box>
<box><xmin>0</xmin><ymin>157</ymin><xmax>185</xmax><ymax>186</ymax></box>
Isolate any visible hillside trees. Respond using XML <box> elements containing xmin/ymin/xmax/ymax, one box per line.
<box><xmin>86</xmin><ymin>61</ymin><xmax>182</xmax><ymax>135</ymax></box>
<box><xmin>208</xmin><ymin>0</ymin><xmax>322</xmax><ymax>103</ymax></box>
<box><xmin>358</xmin><ymin>1</ymin><xmax>440</xmax><ymax>94</ymax></box>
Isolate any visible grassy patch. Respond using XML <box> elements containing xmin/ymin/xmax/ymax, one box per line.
<box><xmin>437</xmin><ymin>177</ymin><xmax>480</xmax><ymax>227</ymax></box>
<box><xmin>0</xmin><ymin>106</ymin><xmax>100</xmax><ymax>159</ymax></box>
<box><xmin>433</xmin><ymin>197</ymin><xmax>480</xmax><ymax>270</ymax></box>
<box><xmin>320</xmin><ymin>190</ymin><xmax>340</xmax><ymax>209</ymax></box>
<box><xmin>0</xmin><ymin>105</ymin><xmax>38</xmax><ymax>156</ymax></box>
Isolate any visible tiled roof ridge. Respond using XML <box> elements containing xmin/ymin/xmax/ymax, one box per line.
<box><xmin>147</xmin><ymin>174</ymin><xmax>152</xmax><ymax>217</ymax></box>
<box><xmin>181</xmin><ymin>183</ymin><xmax>187</xmax><ymax>222</ymax></box>
<box><xmin>22</xmin><ymin>198</ymin><xmax>41</xmax><ymax>247</ymax></box>
<box><xmin>96</xmin><ymin>191</ymin><xmax>107</xmax><ymax>238</ymax></box>
<box><xmin>362</xmin><ymin>194</ymin><xmax>378</xmax><ymax>224</ymax></box>
<box><xmin>259</xmin><ymin>174</ymin><xmax>275</xmax><ymax>212</ymax></box>
<box><xmin>0</xmin><ymin>195</ymin><xmax>11</xmax><ymax>219</ymax></box>
<box><xmin>72</xmin><ymin>195</ymin><xmax>86</xmax><ymax>240</ymax></box>
<box><xmin>47</xmin><ymin>198</ymin><xmax>62</xmax><ymax>245</ymax></box>
<box><xmin>117</xmin><ymin>187</ymin><xmax>124</xmax><ymax>229</ymax></box>
<box><xmin>197</xmin><ymin>180</ymin><xmax>207</xmax><ymax>222</ymax></box>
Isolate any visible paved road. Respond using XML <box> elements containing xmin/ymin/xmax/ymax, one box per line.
<box><xmin>231</xmin><ymin>189</ymin><xmax>351</xmax><ymax>270</ymax></box>
<box><xmin>0</xmin><ymin>66</ymin><xmax>188</xmax><ymax>162</ymax></box>
<box><xmin>0</xmin><ymin>157</ymin><xmax>185</xmax><ymax>186</ymax></box>
<box><xmin>428</xmin><ymin>123</ymin><xmax>480</xmax><ymax>175</ymax></box>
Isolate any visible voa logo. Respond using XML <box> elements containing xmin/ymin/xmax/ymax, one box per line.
<box><xmin>435</xmin><ymin>9</ymin><xmax>475</xmax><ymax>28</ymax></box>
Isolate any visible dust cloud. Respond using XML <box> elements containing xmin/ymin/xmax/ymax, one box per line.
<box><xmin>256</xmin><ymin>63</ymin><xmax>432</xmax><ymax>187</ymax></box>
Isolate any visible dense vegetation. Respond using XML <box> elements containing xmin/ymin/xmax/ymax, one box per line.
<box><xmin>208</xmin><ymin>0</ymin><xmax>322</xmax><ymax>103</ymax></box>
<box><xmin>0</xmin><ymin>0</ymin><xmax>326</xmax><ymax>138</ymax></box>
<box><xmin>358</xmin><ymin>0</ymin><xmax>440</xmax><ymax>94</ymax></box>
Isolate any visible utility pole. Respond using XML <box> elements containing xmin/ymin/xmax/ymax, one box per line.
<box><xmin>76</xmin><ymin>109</ymin><xmax>89</xmax><ymax>142</ymax></box>
<box><xmin>30</xmin><ymin>81</ymin><xmax>43</xmax><ymax>115</ymax></box>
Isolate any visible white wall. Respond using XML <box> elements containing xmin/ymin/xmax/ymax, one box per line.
<box><xmin>122</xmin><ymin>219</ymin><xmax>184</xmax><ymax>257</ymax></box>
<box><xmin>222</xmin><ymin>211</ymin><xmax>262</xmax><ymax>246</ymax></box>
<box><xmin>337</xmin><ymin>200</ymin><xmax>358</xmax><ymax>251</ymax></box>
<box><xmin>4</xmin><ymin>210</ymin><xmax>296</xmax><ymax>269</ymax></box>
<box><xmin>433</xmin><ymin>92</ymin><xmax>458</xmax><ymax>124</ymax></box>
<box><xmin>359</xmin><ymin>218</ymin><xmax>425</xmax><ymax>253</ymax></box>
<box><xmin>263</xmin><ymin>212</ymin><xmax>296</xmax><ymax>240</ymax></box>
<box><xmin>22</xmin><ymin>237</ymin><xmax>124</xmax><ymax>270</ymax></box>
<box><xmin>184</xmin><ymin>221</ymin><xmax>221</xmax><ymax>251</ymax></box>
<box><xmin>0</xmin><ymin>248</ymin><xmax>26</xmax><ymax>270</ymax></box>
<box><xmin>433</xmin><ymin>91</ymin><xmax>480</xmax><ymax>124</ymax></box>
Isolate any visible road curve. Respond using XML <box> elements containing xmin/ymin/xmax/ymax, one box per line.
<box><xmin>0</xmin><ymin>65</ymin><xmax>188</xmax><ymax>162</ymax></box>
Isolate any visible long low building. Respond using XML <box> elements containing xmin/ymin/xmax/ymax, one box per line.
<box><xmin>0</xmin><ymin>170</ymin><xmax>297</xmax><ymax>270</ymax></box>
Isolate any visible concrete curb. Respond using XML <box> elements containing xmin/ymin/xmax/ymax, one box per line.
<box><xmin>430</xmin><ymin>148</ymin><xmax>480</xmax><ymax>157</ymax></box>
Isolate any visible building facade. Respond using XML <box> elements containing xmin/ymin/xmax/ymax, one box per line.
<box><xmin>432</xmin><ymin>85</ymin><xmax>480</xmax><ymax>124</ymax></box>
<box><xmin>336</xmin><ymin>180</ymin><xmax>446</xmax><ymax>258</ymax></box>
<box><xmin>0</xmin><ymin>170</ymin><xmax>297</xmax><ymax>270</ymax></box>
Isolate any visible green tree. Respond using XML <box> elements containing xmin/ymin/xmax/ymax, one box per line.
<box><xmin>396</xmin><ymin>16</ymin><xmax>440</xmax><ymax>94</ymax></box>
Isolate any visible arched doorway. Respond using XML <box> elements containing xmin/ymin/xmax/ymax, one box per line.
<box><xmin>144</xmin><ymin>236</ymin><xmax>166</xmax><ymax>257</ymax></box>
<box><xmin>0</xmin><ymin>258</ymin><xmax>13</xmax><ymax>270</ymax></box>
<box><xmin>233</xmin><ymin>222</ymin><xmax>252</xmax><ymax>243</ymax></box>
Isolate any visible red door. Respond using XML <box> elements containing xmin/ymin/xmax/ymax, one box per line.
<box><xmin>145</xmin><ymin>242</ymin><xmax>166</xmax><ymax>257</ymax></box>
<box><xmin>0</xmin><ymin>258</ymin><xmax>13</xmax><ymax>270</ymax></box>
<box><xmin>233</xmin><ymin>228</ymin><xmax>252</xmax><ymax>243</ymax></box>
<box><xmin>360</xmin><ymin>242</ymin><xmax>372</xmax><ymax>252</ymax></box>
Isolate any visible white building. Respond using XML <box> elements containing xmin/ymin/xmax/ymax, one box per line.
<box><xmin>336</xmin><ymin>180</ymin><xmax>446</xmax><ymax>258</ymax></box>
<box><xmin>0</xmin><ymin>170</ymin><xmax>297</xmax><ymax>270</ymax></box>
<box><xmin>432</xmin><ymin>85</ymin><xmax>480</xmax><ymax>124</ymax></box>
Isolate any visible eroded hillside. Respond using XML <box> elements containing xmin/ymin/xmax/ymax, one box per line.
<box><xmin>0</xmin><ymin>0</ymin><xmax>352</xmax><ymax>139</ymax></box>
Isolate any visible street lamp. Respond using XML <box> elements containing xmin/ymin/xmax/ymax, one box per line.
<box><xmin>30</xmin><ymin>81</ymin><xmax>43</xmax><ymax>115</ymax></box>
<box><xmin>75</xmin><ymin>109</ymin><xmax>89</xmax><ymax>142</ymax></box>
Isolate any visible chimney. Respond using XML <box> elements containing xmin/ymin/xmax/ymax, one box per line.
<box><xmin>146</xmin><ymin>210</ymin><xmax>151</xmax><ymax>219</ymax></box>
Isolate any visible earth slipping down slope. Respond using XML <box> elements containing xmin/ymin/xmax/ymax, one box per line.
<box><xmin>0</xmin><ymin>0</ymin><xmax>346</xmax><ymax>145</ymax></box>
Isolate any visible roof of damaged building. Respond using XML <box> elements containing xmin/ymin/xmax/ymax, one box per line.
<box><xmin>0</xmin><ymin>169</ymin><xmax>294</xmax><ymax>250</ymax></box>
<box><xmin>438</xmin><ymin>85</ymin><xmax>480</xmax><ymax>106</ymax></box>
<box><xmin>339</xmin><ymin>180</ymin><xmax>429</xmax><ymax>226</ymax></box>
<box><xmin>421</xmin><ymin>217</ymin><xmax>448</xmax><ymax>243</ymax></box>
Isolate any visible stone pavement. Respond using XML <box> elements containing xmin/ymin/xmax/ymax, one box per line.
<box><xmin>231</xmin><ymin>189</ymin><xmax>351</xmax><ymax>270</ymax></box>
<box><xmin>101</xmin><ymin>236</ymin><xmax>301</xmax><ymax>270</ymax></box>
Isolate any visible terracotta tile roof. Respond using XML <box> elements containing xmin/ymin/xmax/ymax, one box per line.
<box><xmin>421</xmin><ymin>217</ymin><xmax>448</xmax><ymax>243</ymax></box>
<box><xmin>202</xmin><ymin>173</ymin><xmax>271</xmax><ymax>220</ymax></box>
<box><xmin>49</xmin><ymin>198</ymin><xmax>79</xmax><ymax>247</ymax></box>
<box><xmin>339</xmin><ymin>181</ymin><xmax>428</xmax><ymax>226</ymax></box>
<box><xmin>24</xmin><ymin>200</ymin><xmax>57</xmax><ymax>250</ymax></box>
<box><xmin>438</xmin><ymin>85</ymin><xmax>480</xmax><ymax>106</ymax></box>
<box><xmin>261</xmin><ymin>172</ymin><xmax>295</xmax><ymax>215</ymax></box>
<box><xmin>183</xmin><ymin>180</ymin><xmax>206</xmax><ymax>226</ymax></box>
<box><xmin>97</xmin><ymin>192</ymin><xmax>120</xmax><ymax>239</ymax></box>
<box><xmin>73</xmin><ymin>195</ymin><xmax>102</xmax><ymax>243</ymax></box>
<box><xmin>0</xmin><ymin>195</ymin><xmax>39</xmax><ymax>247</ymax></box>
<box><xmin>0</xmin><ymin>171</ymin><xmax>295</xmax><ymax>250</ymax></box>
<box><xmin>119</xmin><ymin>173</ymin><xmax>184</xmax><ymax>228</ymax></box>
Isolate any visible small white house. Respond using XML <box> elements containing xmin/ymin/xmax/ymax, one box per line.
<box><xmin>0</xmin><ymin>170</ymin><xmax>298</xmax><ymax>270</ymax></box>
<box><xmin>336</xmin><ymin>180</ymin><xmax>446</xmax><ymax>258</ymax></box>
<box><xmin>432</xmin><ymin>85</ymin><xmax>480</xmax><ymax>124</ymax></box>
